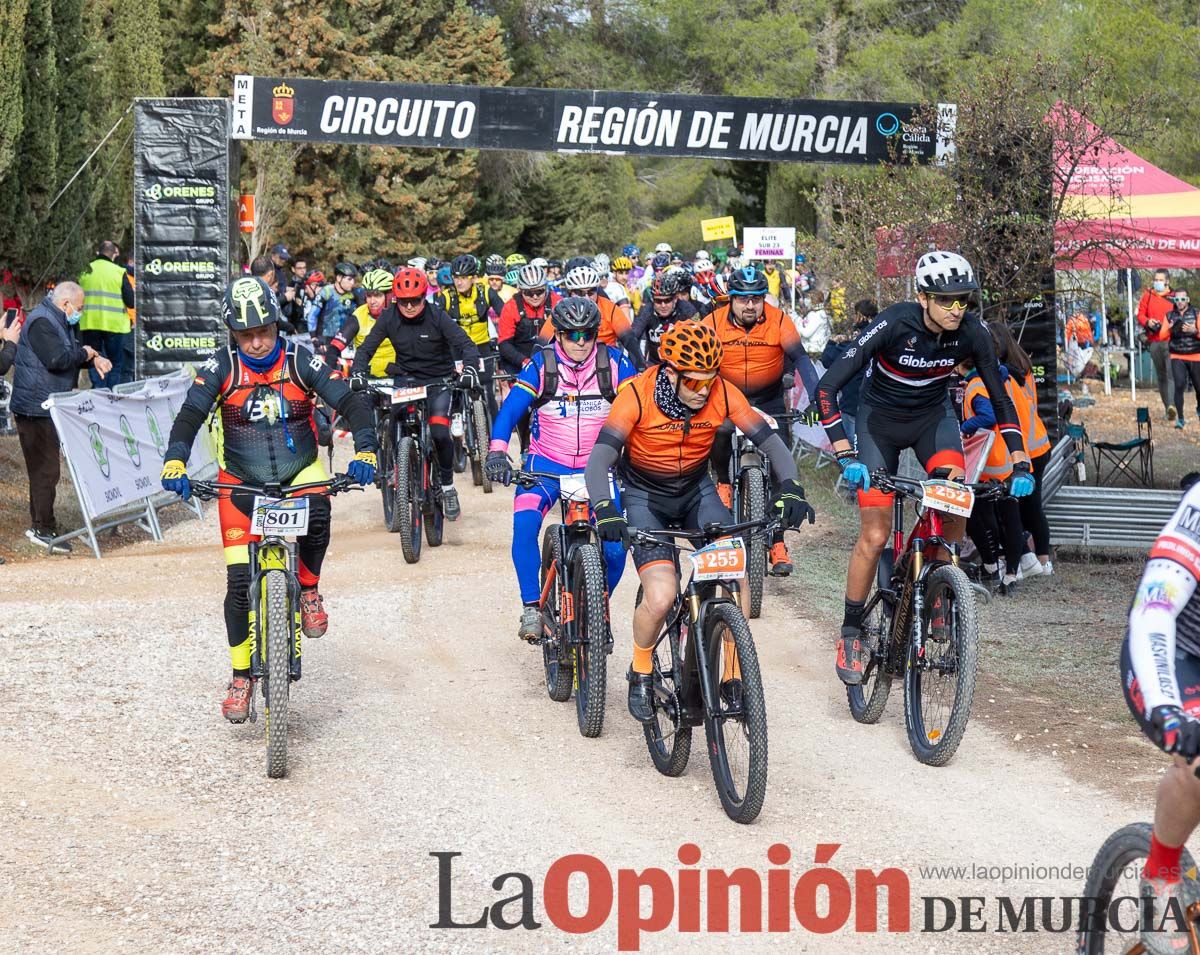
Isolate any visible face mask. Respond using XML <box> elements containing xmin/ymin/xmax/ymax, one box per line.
<box><xmin>64</xmin><ymin>305</ymin><xmax>81</xmax><ymax>325</ymax></box>
<box><xmin>1153</xmin><ymin>280</ymin><xmax>1166</xmax><ymax>292</ymax></box>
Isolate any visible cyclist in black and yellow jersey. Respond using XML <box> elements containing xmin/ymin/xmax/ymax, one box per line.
<box><xmin>324</xmin><ymin>268</ymin><xmax>395</xmax><ymax>377</ymax></box>
<box><xmin>440</xmin><ymin>254</ymin><xmax>505</xmax><ymax>417</ymax></box>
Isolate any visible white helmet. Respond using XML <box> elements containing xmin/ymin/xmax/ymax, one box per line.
<box><xmin>915</xmin><ymin>250</ymin><xmax>978</xmax><ymax>295</ymax></box>
<box><xmin>529</xmin><ymin>257</ymin><xmax>549</xmax><ymax>268</ymax></box>
<box><xmin>694</xmin><ymin>249</ymin><xmax>711</xmax><ymax>262</ymax></box>
<box><xmin>654</xmin><ymin>242</ymin><xmax>673</xmax><ymax>255</ymax></box>
<box><xmin>407</xmin><ymin>256</ymin><xmax>427</xmax><ymax>270</ymax></box>
<box><xmin>593</xmin><ymin>253</ymin><xmax>611</xmax><ymax>276</ymax></box>
<box><xmin>563</xmin><ymin>265</ymin><xmax>602</xmax><ymax>291</ymax></box>
<box><xmin>727</xmin><ymin>255</ymin><xmax>743</xmax><ymax>270</ymax></box>
<box><xmin>517</xmin><ymin>263</ymin><xmax>547</xmax><ymax>291</ymax></box>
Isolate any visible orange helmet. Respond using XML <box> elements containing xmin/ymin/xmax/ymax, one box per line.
<box><xmin>658</xmin><ymin>321</ymin><xmax>722</xmax><ymax>372</ymax></box>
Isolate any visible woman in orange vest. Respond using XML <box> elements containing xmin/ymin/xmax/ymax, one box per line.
<box><xmin>957</xmin><ymin>344</ymin><xmax>1029</xmax><ymax>595</ymax></box>
<box><xmin>989</xmin><ymin>321</ymin><xmax>1052</xmax><ymax>577</ymax></box>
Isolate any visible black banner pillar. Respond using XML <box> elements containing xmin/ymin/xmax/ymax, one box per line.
<box><xmin>133</xmin><ymin>98</ymin><xmax>239</xmax><ymax>378</ymax></box>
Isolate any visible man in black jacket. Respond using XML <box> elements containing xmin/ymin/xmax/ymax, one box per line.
<box><xmin>12</xmin><ymin>282</ymin><xmax>111</xmax><ymax>552</ymax></box>
<box><xmin>350</xmin><ymin>267</ymin><xmax>482</xmax><ymax>522</ymax></box>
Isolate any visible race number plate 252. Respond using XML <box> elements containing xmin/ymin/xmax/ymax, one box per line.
<box><xmin>250</xmin><ymin>496</ymin><xmax>311</xmax><ymax>536</ymax></box>
<box><xmin>690</xmin><ymin>539</ymin><xmax>747</xmax><ymax>581</ymax></box>
<box><xmin>920</xmin><ymin>480</ymin><xmax>975</xmax><ymax>518</ymax></box>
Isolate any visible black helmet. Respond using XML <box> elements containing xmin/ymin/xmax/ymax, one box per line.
<box><xmin>564</xmin><ymin>255</ymin><xmax>592</xmax><ymax>274</ymax></box>
<box><xmin>727</xmin><ymin>265</ymin><xmax>769</xmax><ymax>297</ymax></box>
<box><xmin>222</xmin><ymin>276</ymin><xmax>280</xmax><ymax>331</ymax></box>
<box><xmin>451</xmin><ymin>254</ymin><xmax>479</xmax><ymax>277</ymax></box>
<box><xmin>333</xmin><ymin>261</ymin><xmax>358</xmax><ymax>279</ymax></box>
<box><xmin>550</xmin><ymin>297</ymin><xmax>602</xmax><ymax>333</ymax></box>
<box><xmin>425</xmin><ymin>256</ymin><xmax>443</xmax><ymax>272</ymax></box>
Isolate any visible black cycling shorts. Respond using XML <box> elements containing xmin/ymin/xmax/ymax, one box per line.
<box><xmin>623</xmin><ymin>478</ymin><xmax>736</xmax><ymax>571</ymax></box>
<box><xmin>854</xmin><ymin>400</ymin><xmax>965</xmax><ymax>507</ymax></box>
<box><xmin>1120</xmin><ymin>635</ymin><xmax>1200</xmax><ymax>750</ymax></box>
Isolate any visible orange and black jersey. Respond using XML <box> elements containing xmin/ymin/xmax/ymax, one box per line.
<box><xmin>815</xmin><ymin>302</ymin><xmax>1023</xmax><ymax>455</ymax></box>
<box><xmin>166</xmin><ymin>342</ymin><xmax>375</xmax><ymax>485</ymax></box>
<box><xmin>538</xmin><ymin>296</ymin><xmax>642</xmax><ymax>356</ymax></box>
<box><xmin>701</xmin><ymin>302</ymin><xmax>819</xmax><ymax>404</ymax></box>
<box><xmin>592</xmin><ymin>366</ymin><xmax>776</xmax><ymax>497</ymax></box>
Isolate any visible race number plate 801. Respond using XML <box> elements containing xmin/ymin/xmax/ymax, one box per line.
<box><xmin>690</xmin><ymin>538</ymin><xmax>747</xmax><ymax>581</ymax></box>
<box><xmin>250</xmin><ymin>496</ymin><xmax>311</xmax><ymax>536</ymax></box>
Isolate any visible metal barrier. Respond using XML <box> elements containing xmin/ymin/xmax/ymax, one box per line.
<box><xmin>1046</xmin><ymin>485</ymin><xmax>1180</xmax><ymax>549</ymax></box>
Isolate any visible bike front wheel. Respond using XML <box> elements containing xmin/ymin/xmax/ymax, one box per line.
<box><xmin>379</xmin><ymin>422</ymin><xmax>398</xmax><ymax>531</ymax></box>
<box><xmin>703</xmin><ymin>602</ymin><xmax>767</xmax><ymax>823</ymax></box>
<box><xmin>263</xmin><ymin>569</ymin><xmax>291</xmax><ymax>779</ymax></box>
<box><xmin>396</xmin><ymin>436</ymin><xmax>422</xmax><ymax>564</ymax></box>
<box><xmin>1077</xmin><ymin>822</ymin><xmax>1200</xmax><ymax>954</ymax></box>
<box><xmin>570</xmin><ymin>543</ymin><xmax>608</xmax><ymax>738</ymax></box>
<box><xmin>903</xmin><ymin>563</ymin><xmax>979</xmax><ymax>766</ymax></box>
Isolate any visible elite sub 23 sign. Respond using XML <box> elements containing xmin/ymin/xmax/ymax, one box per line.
<box><xmin>233</xmin><ymin>76</ymin><xmax>954</xmax><ymax>166</ymax></box>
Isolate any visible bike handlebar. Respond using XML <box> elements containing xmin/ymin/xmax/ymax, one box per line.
<box><xmin>628</xmin><ymin>516</ymin><xmax>781</xmax><ymax>548</ymax></box>
<box><xmin>190</xmin><ymin>473</ymin><xmax>362</xmax><ymax>502</ymax></box>
<box><xmin>869</xmin><ymin>469</ymin><xmax>1009</xmax><ymax>501</ymax></box>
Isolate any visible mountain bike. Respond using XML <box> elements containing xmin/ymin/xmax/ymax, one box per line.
<box><xmin>365</xmin><ymin>378</ymin><xmax>451</xmax><ymax>563</ymax></box>
<box><xmin>191</xmin><ymin>474</ymin><xmax>359</xmax><ymax>779</ymax></box>
<box><xmin>452</xmin><ymin>378</ymin><xmax>493</xmax><ymax>493</ymax></box>
<box><xmin>846</xmin><ymin>470</ymin><xmax>1007</xmax><ymax>766</ymax></box>
<box><xmin>724</xmin><ymin>408</ymin><xmax>804</xmax><ymax>618</ymax></box>
<box><xmin>631</xmin><ymin>517</ymin><xmax>777</xmax><ymax>824</ymax></box>
<box><xmin>514</xmin><ymin>468</ymin><xmax>612</xmax><ymax>738</ymax></box>
<box><xmin>1077</xmin><ymin>822</ymin><xmax>1200</xmax><ymax>953</ymax></box>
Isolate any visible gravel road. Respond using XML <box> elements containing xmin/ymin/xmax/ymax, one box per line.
<box><xmin>0</xmin><ymin>465</ymin><xmax>1151</xmax><ymax>953</ymax></box>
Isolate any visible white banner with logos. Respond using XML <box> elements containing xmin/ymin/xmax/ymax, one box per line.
<box><xmin>44</xmin><ymin>369</ymin><xmax>217</xmax><ymax>520</ymax></box>
<box><xmin>743</xmin><ymin>227</ymin><xmax>796</xmax><ymax>263</ymax></box>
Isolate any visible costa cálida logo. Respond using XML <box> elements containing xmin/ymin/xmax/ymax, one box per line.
<box><xmin>272</xmin><ymin>82</ymin><xmax>295</xmax><ymax>125</ymax></box>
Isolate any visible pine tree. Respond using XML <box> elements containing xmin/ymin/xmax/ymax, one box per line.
<box><xmin>0</xmin><ymin>0</ymin><xmax>29</xmax><ymax>185</ymax></box>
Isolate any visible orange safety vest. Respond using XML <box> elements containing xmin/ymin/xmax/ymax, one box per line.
<box><xmin>964</xmin><ymin>375</ymin><xmax>1013</xmax><ymax>482</ymax></box>
<box><xmin>1015</xmin><ymin>372</ymin><xmax>1050</xmax><ymax>459</ymax></box>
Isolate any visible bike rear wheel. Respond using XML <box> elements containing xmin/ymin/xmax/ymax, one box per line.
<box><xmin>263</xmin><ymin>570</ymin><xmax>291</xmax><ymax>779</ymax></box>
<box><xmin>737</xmin><ymin>466</ymin><xmax>767</xmax><ymax>618</ymax></box>
<box><xmin>379</xmin><ymin>421</ymin><xmax>398</xmax><ymax>531</ymax></box>
<box><xmin>396</xmin><ymin>436</ymin><xmax>422</xmax><ymax>564</ymax></box>
<box><xmin>903</xmin><ymin>563</ymin><xmax>979</xmax><ymax>766</ymax></box>
<box><xmin>571</xmin><ymin>544</ymin><xmax>608</xmax><ymax>738</ymax></box>
<box><xmin>1077</xmin><ymin>822</ymin><xmax>1200</xmax><ymax>954</ymax></box>
<box><xmin>642</xmin><ymin>608</ymin><xmax>692</xmax><ymax>777</ymax></box>
<box><xmin>471</xmin><ymin>397</ymin><xmax>492</xmax><ymax>493</ymax></box>
<box><xmin>540</xmin><ymin>531</ymin><xmax>573</xmax><ymax>702</ymax></box>
<box><xmin>846</xmin><ymin>588</ymin><xmax>895</xmax><ymax>724</ymax></box>
<box><xmin>424</xmin><ymin>456</ymin><xmax>444</xmax><ymax>547</ymax></box>
<box><xmin>703</xmin><ymin>601</ymin><xmax>767</xmax><ymax>824</ymax></box>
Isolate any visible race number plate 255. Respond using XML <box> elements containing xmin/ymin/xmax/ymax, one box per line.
<box><xmin>690</xmin><ymin>539</ymin><xmax>747</xmax><ymax>581</ymax></box>
<box><xmin>250</xmin><ymin>496</ymin><xmax>311</xmax><ymax>536</ymax></box>
<box><xmin>920</xmin><ymin>480</ymin><xmax>975</xmax><ymax>518</ymax></box>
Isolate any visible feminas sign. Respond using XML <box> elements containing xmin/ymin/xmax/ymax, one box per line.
<box><xmin>233</xmin><ymin>75</ymin><xmax>951</xmax><ymax>166</ymax></box>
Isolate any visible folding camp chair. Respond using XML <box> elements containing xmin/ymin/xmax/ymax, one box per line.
<box><xmin>1092</xmin><ymin>407</ymin><xmax>1154</xmax><ymax>487</ymax></box>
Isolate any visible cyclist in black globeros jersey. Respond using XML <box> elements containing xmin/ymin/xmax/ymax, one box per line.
<box><xmin>815</xmin><ymin>251</ymin><xmax>1033</xmax><ymax>686</ymax></box>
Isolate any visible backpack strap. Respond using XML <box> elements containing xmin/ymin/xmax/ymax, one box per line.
<box><xmin>219</xmin><ymin>345</ymin><xmax>241</xmax><ymax>403</ymax></box>
<box><xmin>595</xmin><ymin>343</ymin><xmax>617</xmax><ymax>402</ymax></box>
<box><xmin>533</xmin><ymin>344</ymin><xmax>558</xmax><ymax>408</ymax></box>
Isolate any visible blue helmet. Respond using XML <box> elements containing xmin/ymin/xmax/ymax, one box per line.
<box><xmin>622</xmin><ymin>244</ymin><xmax>640</xmax><ymax>259</ymax></box>
<box><xmin>437</xmin><ymin>264</ymin><xmax>452</xmax><ymax>287</ymax></box>
<box><xmin>727</xmin><ymin>266</ymin><xmax>769</xmax><ymax>296</ymax></box>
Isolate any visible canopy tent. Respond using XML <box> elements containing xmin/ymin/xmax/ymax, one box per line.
<box><xmin>1054</xmin><ymin>107</ymin><xmax>1200</xmax><ymax>272</ymax></box>
<box><xmin>1052</xmin><ymin>107</ymin><xmax>1200</xmax><ymax>396</ymax></box>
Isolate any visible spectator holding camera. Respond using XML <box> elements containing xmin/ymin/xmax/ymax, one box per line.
<box><xmin>1137</xmin><ymin>268</ymin><xmax>1176</xmax><ymax>419</ymax></box>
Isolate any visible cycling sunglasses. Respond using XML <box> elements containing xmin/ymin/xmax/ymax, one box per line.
<box><xmin>652</xmin><ymin>296</ymin><xmax>674</xmax><ymax>305</ymax></box>
<box><xmin>521</xmin><ymin>287</ymin><xmax>547</xmax><ymax>298</ymax></box>
<box><xmin>930</xmin><ymin>294</ymin><xmax>972</xmax><ymax>311</ymax></box>
<box><xmin>396</xmin><ymin>296</ymin><xmax>424</xmax><ymax>307</ymax></box>
<box><xmin>679</xmin><ymin>373</ymin><xmax>716</xmax><ymax>393</ymax></box>
<box><xmin>559</xmin><ymin>328</ymin><xmax>598</xmax><ymax>343</ymax></box>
